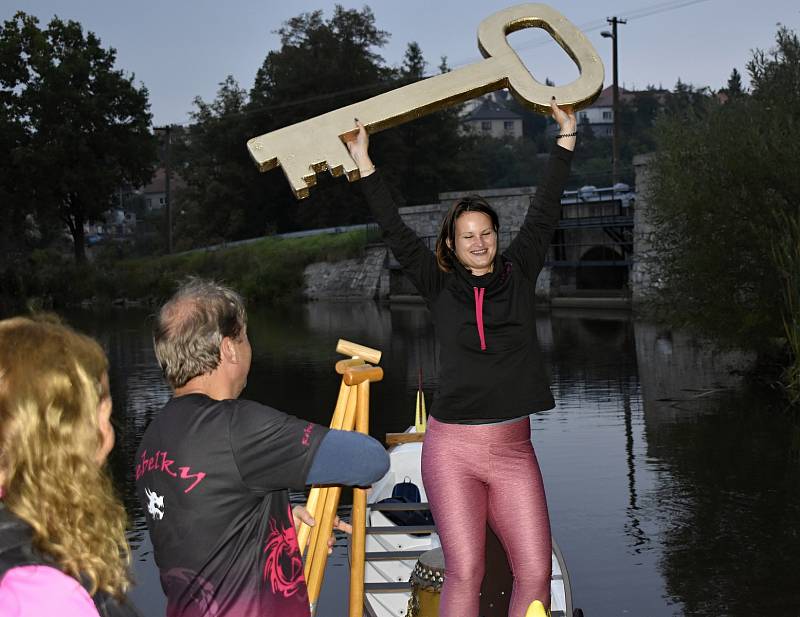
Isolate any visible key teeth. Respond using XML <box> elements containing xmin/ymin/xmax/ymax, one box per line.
<box><xmin>330</xmin><ymin>161</ymin><xmax>361</xmax><ymax>180</ymax></box>
<box><xmin>250</xmin><ymin>133</ymin><xmax>360</xmax><ymax>198</ymax></box>
<box><xmin>325</xmin><ymin>147</ymin><xmax>359</xmax><ymax>181</ymax></box>
<box><xmin>247</xmin><ymin>138</ymin><xmax>279</xmax><ymax>172</ymax></box>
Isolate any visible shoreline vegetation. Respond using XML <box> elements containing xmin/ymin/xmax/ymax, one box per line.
<box><xmin>1</xmin><ymin>230</ymin><xmax>368</xmax><ymax>312</ymax></box>
<box><xmin>2</xmin><ymin>228</ymin><xmax>796</xmax><ymax>408</ymax></box>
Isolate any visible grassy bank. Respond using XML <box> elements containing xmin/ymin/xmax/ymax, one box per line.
<box><xmin>3</xmin><ymin>230</ymin><xmax>368</xmax><ymax>310</ymax></box>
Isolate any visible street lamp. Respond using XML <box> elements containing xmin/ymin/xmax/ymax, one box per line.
<box><xmin>601</xmin><ymin>17</ymin><xmax>626</xmax><ymax>185</ymax></box>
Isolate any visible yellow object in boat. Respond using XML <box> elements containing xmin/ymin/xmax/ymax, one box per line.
<box><xmin>415</xmin><ymin>388</ymin><xmax>427</xmax><ymax>433</ymax></box>
<box><xmin>525</xmin><ymin>600</ymin><xmax>548</xmax><ymax>617</ymax></box>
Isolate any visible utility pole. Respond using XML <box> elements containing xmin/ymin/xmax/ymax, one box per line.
<box><xmin>602</xmin><ymin>17</ymin><xmax>626</xmax><ymax>186</ymax></box>
<box><xmin>154</xmin><ymin>125</ymin><xmax>172</xmax><ymax>253</ymax></box>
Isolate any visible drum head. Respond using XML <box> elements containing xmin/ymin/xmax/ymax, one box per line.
<box><xmin>410</xmin><ymin>547</ymin><xmax>445</xmax><ymax>590</ymax></box>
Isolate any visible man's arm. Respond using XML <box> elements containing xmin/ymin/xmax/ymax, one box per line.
<box><xmin>306</xmin><ymin>430</ymin><xmax>389</xmax><ymax>486</ymax></box>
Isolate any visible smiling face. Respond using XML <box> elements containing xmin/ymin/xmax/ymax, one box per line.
<box><xmin>449</xmin><ymin>211</ymin><xmax>497</xmax><ymax>276</ymax></box>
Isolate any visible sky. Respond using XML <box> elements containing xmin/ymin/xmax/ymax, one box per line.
<box><xmin>7</xmin><ymin>1</ymin><xmax>800</xmax><ymax>126</ymax></box>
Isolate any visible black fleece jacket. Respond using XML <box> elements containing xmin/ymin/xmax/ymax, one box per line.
<box><xmin>360</xmin><ymin>145</ymin><xmax>573</xmax><ymax>423</ymax></box>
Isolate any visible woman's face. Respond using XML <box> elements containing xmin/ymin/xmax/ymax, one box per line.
<box><xmin>449</xmin><ymin>211</ymin><xmax>497</xmax><ymax>276</ymax></box>
<box><xmin>95</xmin><ymin>372</ymin><xmax>115</xmax><ymax>464</ymax></box>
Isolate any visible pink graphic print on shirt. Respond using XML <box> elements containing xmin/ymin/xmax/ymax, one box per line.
<box><xmin>263</xmin><ymin>505</ymin><xmax>305</xmax><ymax>598</ymax></box>
<box><xmin>301</xmin><ymin>423</ymin><xmax>314</xmax><ymax>446</ymax></box>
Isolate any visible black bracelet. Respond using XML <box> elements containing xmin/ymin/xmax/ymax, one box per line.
<box><xmin>556</xmin><ymin>131</ymin><xmax>577</xmax><ymax>139</ymax></box>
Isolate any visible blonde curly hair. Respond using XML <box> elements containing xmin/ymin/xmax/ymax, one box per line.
<box><xmin>0</xmin><ymin>316</ymin><xmax>131</xmax><ymax>598</ymax></box>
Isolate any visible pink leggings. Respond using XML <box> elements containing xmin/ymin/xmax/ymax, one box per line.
<box><xmin>421</xmin><ymin>416</ymin><xmax>551</xmax><ymax>617</ymax></box>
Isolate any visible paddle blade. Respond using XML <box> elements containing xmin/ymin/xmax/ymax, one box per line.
<box><xmin>415</xmin><ymin>390</ymin><xmax>427</xmax><ymax>433</ymax></box>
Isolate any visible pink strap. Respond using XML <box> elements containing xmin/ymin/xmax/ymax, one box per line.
<box><xmin>473</xmin><ymin>287</ymin><xmax>487</xmax><ymax>351</ymax></box>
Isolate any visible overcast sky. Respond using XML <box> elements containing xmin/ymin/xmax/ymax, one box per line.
<box><xmin>8</xmin><ymin>1</ymin><xmax>800</xmax><ymax>125</ymax></box>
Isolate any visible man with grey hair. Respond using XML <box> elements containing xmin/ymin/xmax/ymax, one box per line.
<box><xmin>136</xmin><ymin>278</ymin><xmax>388</xmax><ymax>617</ymax></box>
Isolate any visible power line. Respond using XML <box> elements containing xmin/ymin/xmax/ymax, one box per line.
<box><xmin>156</xmin><ymin>0</ymin><xmax>715</xmax><ymax>128</ymax></box>
<box><xmin>446</xmin><ymin>0</ymin><xmax>714</xmax><ymax>67</ymax></box>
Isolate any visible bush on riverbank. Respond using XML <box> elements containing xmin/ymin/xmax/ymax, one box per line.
<box><xmin>646</xmin><ymin>27</ymin><xmax>800</xmax><ymax>403</ymax></box>
<box><xmin>2</xmin><ymin>231</ymin><xmax>367</xmax><ymax>310</ymax></box>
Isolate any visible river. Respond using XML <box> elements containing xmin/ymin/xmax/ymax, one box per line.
<box><xmin>58</xmin><ymin>302</ymin><xmax>800</xmax><ymax>617</ymax></box>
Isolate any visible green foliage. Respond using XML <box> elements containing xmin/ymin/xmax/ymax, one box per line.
<box><xmin>172</xmin><ymin>7</ymin><xmax>392</xmax><ymax>246</ymax></box>
<box><xmin>647</xmin><ymin>25</ymin><xmax>800</xmax><ymax>387</ymax></box>
<box><xmin>0</xmin><ymin>12</ymin><xmax>156</xmax><ymax>263</ymax></box>
<box><xmin>771</xmin><ymin>211</ymin><xmax>800</xmax><ymax>403</ymax></box>
<box><xmin>748</xmin><ymin>25</ymin><xmax>800</xmax><ymax>104</ymax></box>
<box><xmin>454</xmin><ymin>136</ymin><xmax>544</xmax><ymax>189</ymax></box>
<box><xmin>173</xmin><ymin>7</ymin><xmax>494</xmax><ymax>247</ymax></box>
<box><xmin>115</xmin><ymin>231</ymin><xmax>367</xmax><ymax>306</ymax></box>
<box><xmin>618</xmin><ymin>87</ymin><xmax>664</xmax><ymax>166</ymax></box>
<box><xmin>724</xmin><ymin>68</ymin><xmax>746</xmax><ymax>98</ymax></box>
<box><xmin>0</xmin><ymin>231</ymin><xmax>368</xmax><ymax>310</ymax></box>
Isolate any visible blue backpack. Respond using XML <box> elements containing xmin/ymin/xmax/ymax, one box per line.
<box><xmin>377</xmin><ymin>479</ymin><xmax>435</xmax><ymax>532</ymax></box>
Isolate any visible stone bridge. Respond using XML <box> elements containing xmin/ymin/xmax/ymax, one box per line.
<box><xmin>304</xmin><ymin>153</ymin><xmax>658</xmax><ymax>304</ymax></box>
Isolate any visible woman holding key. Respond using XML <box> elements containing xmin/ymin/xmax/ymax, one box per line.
<box><xmin>346</xmin><ymin>98</ymin><xmax>577</xmax><ymax>617</ymax></box>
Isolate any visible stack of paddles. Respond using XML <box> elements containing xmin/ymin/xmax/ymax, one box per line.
<box><xmin>298</xmin><ymin>339</ymin><xmax>384</xmax><ymax>617</ymax></box>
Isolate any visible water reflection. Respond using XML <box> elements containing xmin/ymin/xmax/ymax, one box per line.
<box><xmin>635</xmin><ymin>322</ymin><xmax>799</xmax><ymax>617</ymax></box>
<box><xmin>52</xmin><ymin>304</ymin><xmax>800</xmax><ymax>617</ymax></box>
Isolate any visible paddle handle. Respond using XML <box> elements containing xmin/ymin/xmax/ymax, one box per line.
<box><xmin>336</xmin><ymin>339</ymin><xmax>381</xmax><ymax>364</ymax></box>
<box><xmin>349</xmin><ymin>381</ymin><xmax>371</xmax><ymax>617</ymax></box>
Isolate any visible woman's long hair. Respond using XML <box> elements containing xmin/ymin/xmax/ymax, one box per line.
<box><xmin>0</xmin><ymin>317</ymin><xmax>130</xmax><ymax>597</ymax></box>
<box><xmin>435</xmin><ymin>195</ymin><xmax>500</xmax><ymax>272</ymax></box>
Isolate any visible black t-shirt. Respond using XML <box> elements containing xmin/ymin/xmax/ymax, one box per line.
<box><xmin>135</xmin><ymin>394</ymin><xmax>328</xmax><ymax>617</ymax></box>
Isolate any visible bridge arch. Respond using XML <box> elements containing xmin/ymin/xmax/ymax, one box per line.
<box><xmin>576</xmin><ymin>246</ymin><xmax>628</xmax><ymax>290</ymax></box>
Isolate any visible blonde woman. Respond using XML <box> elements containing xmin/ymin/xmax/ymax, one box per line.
<box><xmin>0</xmin><ymin>317</ymin><xmax>139</xmax><ymax>616</ymax></box>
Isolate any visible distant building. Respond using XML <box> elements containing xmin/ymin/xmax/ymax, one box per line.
<box><xmin>142</xmin><ymin>168</ymin><xmax>181</xmax><ymax>211</ymax></box>
<box><xmin>83</xmin><ymin>209</ymin><xmax>137</xmax><ymax>244</ymax></box>
<box><xmin>462</xmin><ymin>97</ymin><xmax>524</xmax><ymax>139</ymax></box>
<box><xmin>82</xmin><ymin>167</ymin><xmax>184</xmax><ymax>246</ymax></box>
<box><xmin>571</xmin><ymin>85</ymin><xmax>633</xmax><ymax>138</ymax></box>
<box><xmin>547</xmin><ymin>85</ymin><xmax>670</xmax><ymax>138</ymax></box>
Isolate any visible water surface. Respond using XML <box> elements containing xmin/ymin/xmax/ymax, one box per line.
<box><xmin>64</xmin><ymin>303</ymin><xmax>799</xmax><ymax>617</ymax></box>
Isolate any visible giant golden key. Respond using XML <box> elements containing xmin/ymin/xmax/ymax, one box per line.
<box><xmin>247</xmin><ymin>3</ymin><xmax>604</xmax><ymax>199</ymax></box>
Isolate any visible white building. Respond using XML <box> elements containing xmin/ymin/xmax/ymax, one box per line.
<box><xmin>462</xmin><ymin>97</ymin><xmax>524</xmax><ymax>139</ymax></box>
<box><xmin>546</xmin><ymin>85</ymin><xmax>635</xmax><ymax>138</ymax></box>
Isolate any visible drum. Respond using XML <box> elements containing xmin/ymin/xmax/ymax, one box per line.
<box><xmin>407</xmin><ymin>547</ymin><xmax>444</xmax><ymax>617</ymax></box>
<box><xmin>406</xmin><ymin>527</ymin><xmax>513</xmax><ymax>617</ymax></box>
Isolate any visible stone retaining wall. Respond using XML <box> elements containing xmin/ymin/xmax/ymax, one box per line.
<box><xmin>303</xmin><ymin>245</ymin><xmax>388</xmax><ymax>301</ymax></box>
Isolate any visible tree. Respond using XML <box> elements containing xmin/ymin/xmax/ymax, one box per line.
<box><xmin>0</xmin><ymin>12</ymin><xmax>155</xmax><ymax>263</ymax></box>
<box><xmin>748</xmin><ymin>25</ymin><xmax>800</xmax><ymax>103</ymax></box>
<box><xmin>383</xmin><ymin>42</ymin><xmax>480</xmax><ymax>205</ymax></box>
<box><xmin>173</xmin><ymin>6</ymin><xmax>396</xmax><ymax>240</ymax></box>
<box><xmin>647</xmin><ymin>27</ymin><xmax>800</xmax><ymax>396</ymax></box>
<box><xmin>725</xmin><ymin>67</ymin><xmax>746</xmax><ymax>98</ymax></box>
<box><xmin>171</xmin><ymin>76</ymin><xmax>266</xmax><ymax>249</ymax></box>
<box><xmin>402</xmin><ymin>41</ymin><xmax>426</xmax><ymax>78</ymax></box>
<box><xmin>178</xmin><ymin>6</ymin><xmax>479</xmax><ymax>242</ymax></box>
<box><xmin>661</xmin><ymin>78</ymin><xmax>712</xmax><ymax>120</ymax></box>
